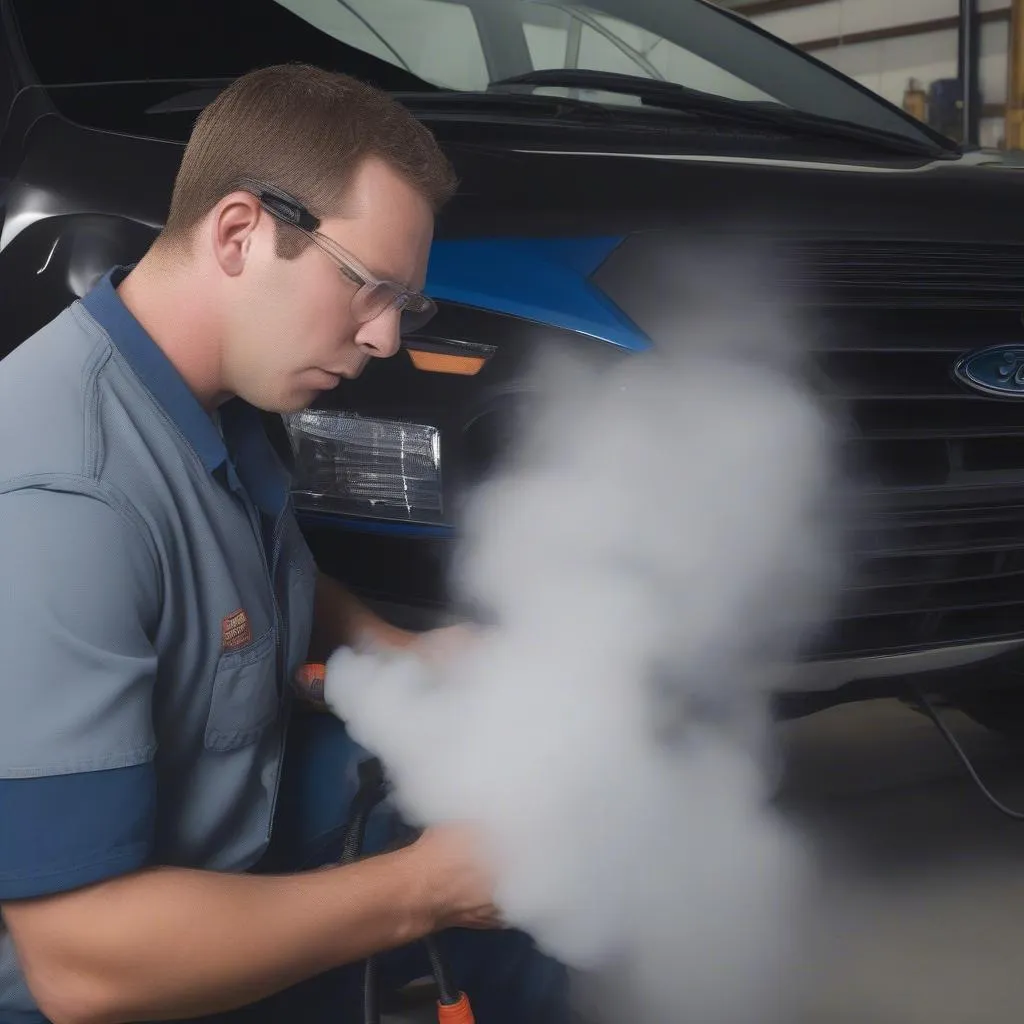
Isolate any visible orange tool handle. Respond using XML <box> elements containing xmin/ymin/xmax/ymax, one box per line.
<box><xmin>437</xmin><ymin>992</ymin><xmax>475</xmax><ymax>1023</ymax></box>
<box><xmin>294</xmin><ymin>662</ymin><xmax>328</xmax><ymax>708</ymax></box>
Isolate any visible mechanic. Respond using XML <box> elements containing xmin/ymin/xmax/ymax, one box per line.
<box><xmin>0</xmin><ymin>63</ymin><xmax>569</xmax><ymax>1024</ymax></box>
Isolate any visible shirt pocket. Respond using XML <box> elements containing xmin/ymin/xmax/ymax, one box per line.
<box><xmin>205</xmin><ymin>628</ymin><xmax>279</xmax><ymax>752</ymax></box>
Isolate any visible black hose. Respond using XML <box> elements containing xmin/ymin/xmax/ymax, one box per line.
<box><xmin>362</xmin><ymin>955</ymin><xmax>379</xmax><ymax>1024</ymax></box>
<box><xmin>424</xmin><ymin>934</ymin><xmax>460</xmax><ymax>1006</ymax></box>
<box><xmin>386</xmin><ymin>821</ymin><xmax>462</xmax><ymax>1007</ymax></box>
<box><xmin>340</xmin><ymin>758</ymin><xmax>390</xmax><ymax>1024</ymax></box>
<box><xmin>340</xmin><ymin>758</ymin><xmax>467</xmax><ymax>1018</ymax></box>
<box><xmin>910</xmin><ymin>685</ymin><xmax>1024</xmax><ymax>822</ymax></box>
<box><xmin>341</xmin><ymin>758</ymin><xmax>388</xmax><ymax>864</ymax></box>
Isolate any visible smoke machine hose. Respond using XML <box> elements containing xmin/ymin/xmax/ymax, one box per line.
<box><xmin>336</xmin><ymin>751</ymin><xmax>475</xmax><ymax>1024</ymax></box>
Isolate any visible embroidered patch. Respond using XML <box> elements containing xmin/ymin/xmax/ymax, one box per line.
<box><xmin>221</xmin><ymin>608</ymin><xmax>253</xmax><ymax>651</ymax></box>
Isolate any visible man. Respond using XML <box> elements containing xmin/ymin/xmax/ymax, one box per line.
<box><xmin>0</xmin><ymin>64</ymin><xmax>568</xmax><ymax>1024</ymax></box>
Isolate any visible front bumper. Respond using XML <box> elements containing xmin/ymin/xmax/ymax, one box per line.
<box><xmin>788</xmin><ymin>636</ymin><xmax>1024</xmax><ymax>693</ymax></box>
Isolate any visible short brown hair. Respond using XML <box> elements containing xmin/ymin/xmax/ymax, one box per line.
<box><xmin>158</xmin><ymin>62</ymin><xmax>458</xmax><ymax>258</ymax></box>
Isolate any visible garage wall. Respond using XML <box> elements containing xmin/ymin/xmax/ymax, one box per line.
<box><xmin>724</xmin><ymin>0</ymin><xmax>1013</xmax><ymax>148</ymax></box>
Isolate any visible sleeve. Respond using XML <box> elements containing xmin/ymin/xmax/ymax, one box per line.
<box><xmin>0</xmin><ymin>486</ymin><xmax>159</xmax><ymax>900</ymax></box>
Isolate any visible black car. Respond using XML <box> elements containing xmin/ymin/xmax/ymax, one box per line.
<box><xmin>4</xmin><ymin>0</ymin><xmax>1024</xmax><ymax>729</ymax></box>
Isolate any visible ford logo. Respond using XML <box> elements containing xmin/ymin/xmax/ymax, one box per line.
<box><xmin>953</xmin><ymin>344</ymin><xmax>1024</xmax><ymax>398</ymax></box>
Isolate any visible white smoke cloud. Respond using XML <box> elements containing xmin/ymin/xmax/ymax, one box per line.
<box><xmin>324</xmin><ymin>262</ymin><xmax>850</xmax><ymax>1022</ymax></box>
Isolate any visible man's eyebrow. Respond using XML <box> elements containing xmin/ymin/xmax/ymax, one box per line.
<box><xmin>315</xmin><ymin>229</ymin><xmax>420</xmax><ymax>290</ymax></box>
<box><xmin>353</xmin><ymin>248</ymin><xmax>419</xmax><ymax>289</ymax></box>
<box><xmin>374</xmin><ymin>265</ymin><xmax>421</xmax><ymax>291</ymax></box>
<box><xmin>372</xmin><ymin>265</ymin><xmax>410</xmax><ymax>286</ymax></box>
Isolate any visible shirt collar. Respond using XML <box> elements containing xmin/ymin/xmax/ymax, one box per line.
<box><xmin>219</xmin><ymin>398</ymin><xmax>293</xmax><ymax>518</ymax></box>
<box><xmin>80</xmin><ymin>266</ymin><xmax>291</xmax><ymax>517</ymax></box>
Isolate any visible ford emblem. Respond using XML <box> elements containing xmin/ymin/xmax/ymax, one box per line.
<box><xmin>953</xmin><ymin>344</ymin><xmax>1024</xmax><ymax>398</ymax></box>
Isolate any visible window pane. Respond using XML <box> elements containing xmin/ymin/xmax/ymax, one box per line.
<box><xmin>277</xmin><ymin>0</ymin><xmax>489</xmax><ymax>91</ymax></box>
<box><xmin>584</xmin><ymin>9</ymin><xmax>776</xmax><ymax>102</ymax></box>
<box><xmin>578</xmin><ymin>23</ymin><xmax>653</xmax><ymax>79</ymax></box>
<box><xmin>524</xmin><ymin>22</ymin><xmax>570</xmax><ymax>71</ymax></box>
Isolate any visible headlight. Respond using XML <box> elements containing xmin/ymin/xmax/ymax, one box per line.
<box><xmin>284</xmin><ymin>410</ymin><xmax>444</xmax><ymax>523</ymax></box>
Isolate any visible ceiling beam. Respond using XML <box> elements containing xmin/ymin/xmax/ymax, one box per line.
<box><xmin>797</xmin><ymin>7</ymin><xmax>1010</xmax><ymax>52</ymax></box>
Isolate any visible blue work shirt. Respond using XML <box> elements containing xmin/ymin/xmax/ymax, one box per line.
<box><xmin>0</xmin><ymin>267</ymin><xmax>318</xmax><ymax>1020</ymax></box>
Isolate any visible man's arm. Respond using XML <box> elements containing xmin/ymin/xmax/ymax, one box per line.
<box><xmin>3</xmin><ymin>826</ymin><xmax>498</xmax><ymax>1024</ymax></box>
<box><xmin>0</xmin><ymin>490</ymin><xmax>499</xmax><ymax>1024</ymax></box>
<box><xmin>307</xmin><ymin>569</ymin><xmax>417</xmax><ymax>659</ymax></box>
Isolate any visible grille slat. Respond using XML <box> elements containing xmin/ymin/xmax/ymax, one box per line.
<box><xmin>783</xmin><ymin>239</ymin><xmax>1024</xmax><ymax>308</ymax></box>
<box><xmin>845</xmin><ymin>573</ymin><xmax>1024</xmax><ymax>614</ymax></box>
<box><xmin>860</xmin><ymin>531</ymin><xmax>1024</xmax><ymax>560</ymax></box>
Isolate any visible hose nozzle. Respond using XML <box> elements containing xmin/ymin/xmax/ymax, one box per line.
<box><xmin>294</xmin><ymin>661</ymin><xmax>328</xmax><ymax>709</ymax></box>
<box><xmin>437</xmin><ymin>991</ymin><xmax>475</xmax><ymax>1023</ymax></box>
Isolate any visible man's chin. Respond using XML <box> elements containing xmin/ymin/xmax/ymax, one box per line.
<box><xmin>267</xmin><ymin>390</ymin><xmax>321</xmax><ymax>415</ymax></box>
<box><xmin>248</xmin><ymin>379</ymin><xmax>350</xmax><ymax>415</ymax></box>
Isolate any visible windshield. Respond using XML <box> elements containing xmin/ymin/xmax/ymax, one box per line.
<box><xmin>8</xmin><ymin>0</ymin><xmax>949</xmax><ymax>152</ymax></box>
<box><xmin>271</xmin><ymin>0</ymin><xmax>946</xmax><ymax>146</ymax></box>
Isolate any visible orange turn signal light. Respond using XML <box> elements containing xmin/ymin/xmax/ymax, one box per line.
<box><xmin>404</xmin><ymin>337</ymin><xmax>496</xmax><ymax>377</ymax></box>
<box><xmin>407</xmin><ymin>350</ymin><xmax>488</xmax><ymax>376</ymax></box>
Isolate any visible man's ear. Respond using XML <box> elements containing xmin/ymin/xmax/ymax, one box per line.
<box><xmin>210</xmin><ymin>192</ymin><xmax>263</xmax><ymax>277</ymax></box>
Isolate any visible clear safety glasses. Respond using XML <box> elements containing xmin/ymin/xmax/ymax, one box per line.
<box><xmin>232</xmin><ymin>176</ymin><xmax>438</xmax><ymax>335</ymax></box>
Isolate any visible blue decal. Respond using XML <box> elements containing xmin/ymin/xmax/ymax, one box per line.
<box><xmin>425</xmin><ymin>237</ymin><xmax>650</xmax><ymax>352</ymax></box>
<box><xmin>954</xmin><ymin>344</ymin><xmax>1024</xmax><ymax>399</ymax></box>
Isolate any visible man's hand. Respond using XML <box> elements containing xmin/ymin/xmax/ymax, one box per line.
<box><xmin>308</xmin><ymin>571</ymin><xmax>412</xmax><ymax>658</ymax></box>
<box><xmin>292</xmin><ymin>622</ymin><xmax>487</xmax><ymax>710</ymax></box>
<box><xmin>309</xmin><ymin>569</ymin><xmax>489</xmax><ymax>665</ymax></box>
<box><xmin>406</xmin><ymin>823</ymin><xmax>505</xmax><ymax>932</ymax></box>
<box><xmin>404</xmin><ymin>622</ymin><xmax>487</xmax><ymax>667</ymax></box>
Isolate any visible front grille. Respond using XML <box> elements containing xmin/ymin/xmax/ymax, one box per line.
<box><xmin>809</xmin><ymin>301</ymin><xmax>1024</xmax><ymax>659</ymax></box>
<box><xmin>593</xmin><ymin>231</ymin><xmax>1024</xmax><ymax>663</ymax></box>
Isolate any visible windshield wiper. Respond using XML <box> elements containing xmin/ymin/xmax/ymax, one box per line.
<box><xmin>142</xmin><ymin>84</ymin><xmax>614</xmax><ymax>124</ymax></box>
<box><xmin>489</xmin><ymin>69</ymin><xmax>949</xmax><ymax>158</ymax></box>
<box><xmin>392</xmin><ymin>88</ymin><xmax>617</xmax><ymax>124</ymax></box>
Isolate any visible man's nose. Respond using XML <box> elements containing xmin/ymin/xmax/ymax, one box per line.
<box><xmin>354</xmin><ymin>309</ymin><xmax>402</xmax><ymax>359</ymax></box>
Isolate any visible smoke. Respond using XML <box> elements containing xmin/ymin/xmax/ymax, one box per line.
<box><xmin>323</xmin><ymin>258</ymin><xmax>850</xmax><ymax>1022</ymax></box>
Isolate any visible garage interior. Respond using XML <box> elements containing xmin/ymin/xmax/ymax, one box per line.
<box><xmin>718</xmin><ymin>0</ymin><xmax>1024</xmax><ymax>150</ymax></box>
<box><xmin>7</xmin><ymin>3</ymin><xmax>1024</xmax><ymax>1023</ymax></box>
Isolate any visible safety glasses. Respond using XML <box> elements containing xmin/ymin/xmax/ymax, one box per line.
<box><xmin>232</xmin><ymin>176</ymin><xmax>438</xmax><ymax>335</ymax></box>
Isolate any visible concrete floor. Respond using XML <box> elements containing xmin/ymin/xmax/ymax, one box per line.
<box><xmin>388</xmin><ymin>697</ymin><xmax>1024</xmax><ymax>1023</ymax></box>
<box><xmin>780</xmin><ymin>698</ymin><xmax>1024</xmax><ymax>1024</ymax></box>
